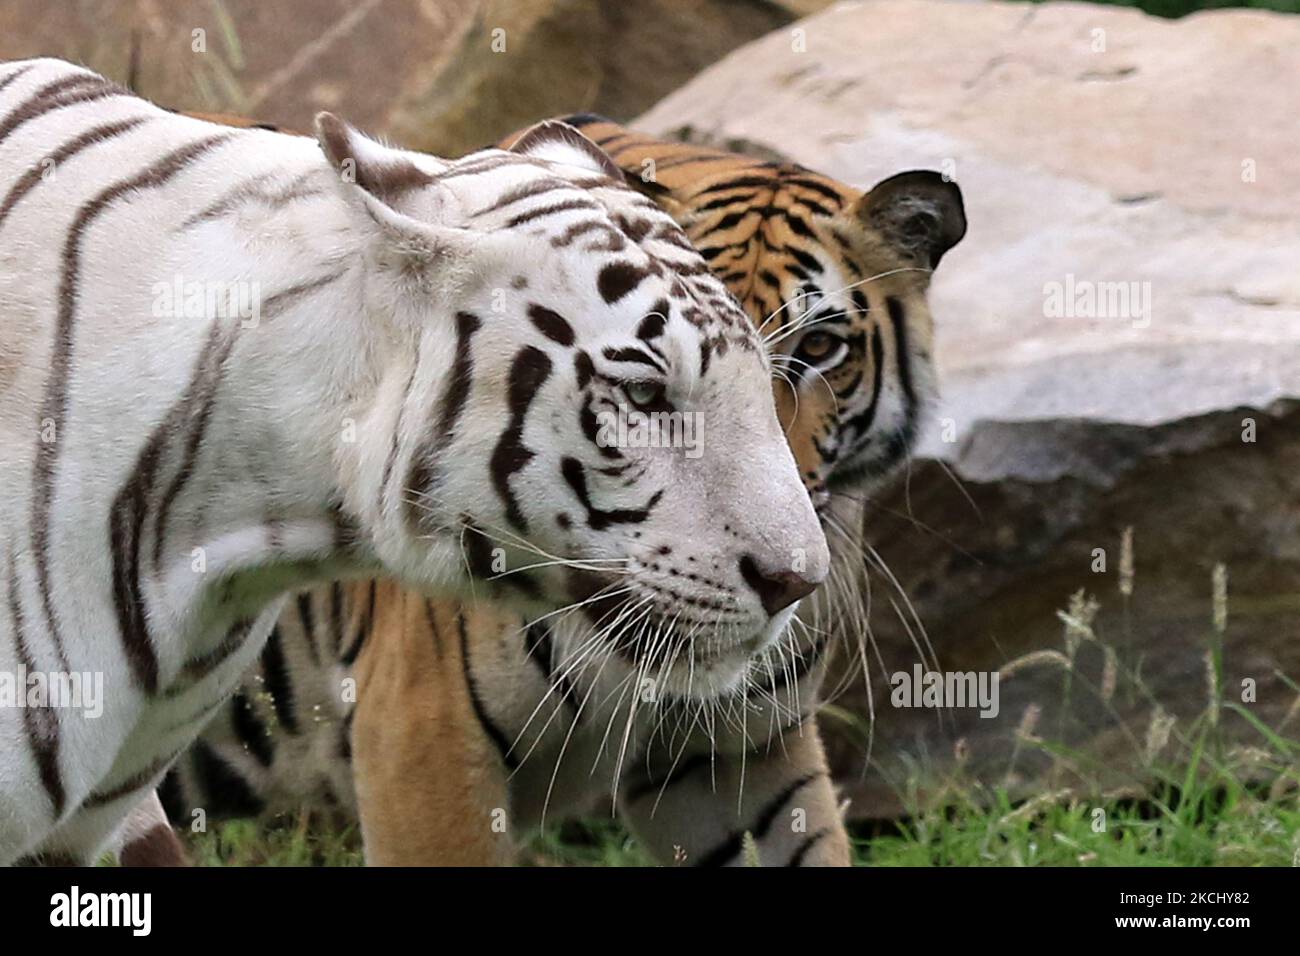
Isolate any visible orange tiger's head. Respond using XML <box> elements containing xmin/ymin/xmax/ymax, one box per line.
<box><xmin>515</xmin><ymin>116</ymin><xmax>967</xmax><ymax>514</ymax></box>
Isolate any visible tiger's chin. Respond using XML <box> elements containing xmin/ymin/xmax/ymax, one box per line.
<box><xmin>566</xmin><ymin>568</ymin><xmax>803</xmax><ymax>702</ymax></box>
<box><xmin>636</xmin><ymin>606</ymin><xmax>800</xmax><ymax>703</ymax></box>
<box><xmin>657</xmin><ymin>648</ymin><xmax>754</xmax><ymax>701</ymax></box>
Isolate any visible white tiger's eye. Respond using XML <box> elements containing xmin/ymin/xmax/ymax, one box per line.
<box><xmin>624</xmin><ymin>380</ymin><xmax>665</xmax><ymax>409</ymax></box>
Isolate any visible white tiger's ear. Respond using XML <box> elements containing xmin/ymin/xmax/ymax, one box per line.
<box><xmin>508</xmin><ymin>120</ymin><xmax>623</xmax><ymax>181</ymax></box>
<box><xmin>315</xmin><ymin>112</ymin><xmax>507</xmax><ymax>314</ymax></box>
<box><xmin>316</xmin><ymin>112</ymin><xmax>440</xmax><ymax>206</ymax></box>
<box><xmin>315</xmin><ymin>112</ymin><xmax>482</xmax><ymax>275</ymax></box>
<box><xmin>315</xmin><ymin>112</ymin><xmax>462</xmax><ymax>238</ymax></box>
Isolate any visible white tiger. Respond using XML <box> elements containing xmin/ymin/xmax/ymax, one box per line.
<box><xmin>0</xmin><ymin>58</ymin><xmax>828</xmax><ymax>865</ymax></box>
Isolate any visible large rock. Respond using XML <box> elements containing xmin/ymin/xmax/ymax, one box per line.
<box><xmin>385</xmin><ymin>0</ymin><xmax>826</xmax><ymax>155</ymax></box>
<box><xmin>632</xmin><ymin>0</ymin><xmax>1300</xmax><ymax>817</ymax></box>
<box><xmin>0</xmin><ymin>0</ymin><xmax>478</xmax><ymax>133</ymax></box>
<box><xmin>828</xmin><ymin>401</ymin><xmax>1300</xmax><ymax>818</ymax></box>
<box><xmin>0</xmin><ymin>0</ymin><xmax>829</xmax><ymax>155</ymax></box>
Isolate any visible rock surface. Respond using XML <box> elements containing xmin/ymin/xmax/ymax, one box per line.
<box><xmin>0</xmin><ymin>0</ymin><xmax>477</xmax><ymax>133</ymax></box>
<box><xmin>385</xmin><ymin>0</ymin><xmax>825</xmax><ymax>155</ymax></box>
<box><xmin>632</xmin><ymin>0</ymin><xmax>1300</xmax><ymax>816</ymax></box>
<box><xmin>637</xmin><ymin>0</ymin><xmax>1300</xmax><ymax>447</ymax></box>
<box><xmin>831</xmin><ymin>401</ymin><xmax>1300</xmax><ymax>817</ymax></box>
<box><xmin>0</xmin><ymin>0</ymin><xmax>825</xmax><ymax>154</ymax></box>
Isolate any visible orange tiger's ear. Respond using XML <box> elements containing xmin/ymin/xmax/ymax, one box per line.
<box><xmin>853</xmin><ymin>171</ymin><xmax>966</xmax><ymax>269</ymax></box>
<box><xmin>508</xmin><ymin>120</ymin><xmax>623</xmax><ymax>181</ymax></box>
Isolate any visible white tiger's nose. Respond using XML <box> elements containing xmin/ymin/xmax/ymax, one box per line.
<box><xmin>739</xmin><ymin>554</ymin><xmax>822</xmax><ymax>617</ymax></box>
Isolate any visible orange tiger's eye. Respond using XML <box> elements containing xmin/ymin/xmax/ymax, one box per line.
<box><xmin>799</xmin><ymin>331</ymin><xmax>835</xmax><ymax>360</ymax></box>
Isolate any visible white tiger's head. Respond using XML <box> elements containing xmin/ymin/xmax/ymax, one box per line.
<box><xmin>318</xmin><ymin>116</ymin><xmax>829</xmax><ymax>697</ymax></box>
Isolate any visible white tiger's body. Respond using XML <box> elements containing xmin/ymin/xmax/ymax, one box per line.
<box><xmin>0</xmin><ymin>59</ymin><xmax>827</xmax><ymax>864</ymax></box>
<box><xmin>0</xmin><ymin>60</ymin><xmax>355</xmax><ymax>862</ymax></box>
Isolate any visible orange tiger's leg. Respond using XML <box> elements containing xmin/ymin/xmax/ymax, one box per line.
<box><xmin>620</xmin><ymin>716</ymin><xmax>852</xmax><ymax>867</ymax></box>
<box><xmin>350</xmin><ymin>584</ymin><xmax>514</xmax><ymax>867</ymax></box>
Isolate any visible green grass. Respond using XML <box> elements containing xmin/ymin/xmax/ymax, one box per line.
<box><xmin>1021</xmin><ymin>0</ymin><xmax>1300</xmax><ymax>16</ymax></box>
<box><xmin>523</xmin><ymin>819</ymin><xmax>654</xmax><ymax>867</ymax></box>
<box><xmin>183</xmin><ymin>776</ymin><xmax>1298</xmax><ymax>866</ymax></box>
<box><xmin>183</xmin><ymin>698</ymin><xmax>1300</xmax><ymax>868</ymax></box>
<box><xmin>183</xmin><ymin>812</ymin><xmax>364</xmax><ymax>867</ymax></box>
<box><xmin>181</xmin><ymin>816</ymin><xmax>649</xmax><ymax>867</ymax></box>
<box><xmin>857</xmin><ymin>782</ymin><xmax>1300</xmax><ymax>866</ymax></box>
<box><xmin>844</xmin><ymin>576</ymin><xmax>1300</xmax><ymax>867</ymax></box>
<box><xmin>178</xmin><ymin>553</ymin><xmax>1300</xmax><ymax>867</ymax></box>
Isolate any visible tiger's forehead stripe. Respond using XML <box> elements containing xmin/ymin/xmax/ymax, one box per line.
<box><xmin>441</xmin><ymin>147</ymin><xmax>762</xmax><ymax>356</ymax></box>
<box><xmin>557</xmin><ymin>117</ymin><xmax>866</xmax><ymax>345</ymax></box>
<box><xmin>565</xmin><ymin>114</ymin><xmax>857</xmax><ymax>211</ymax></box>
